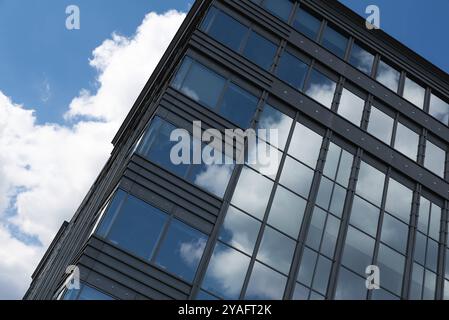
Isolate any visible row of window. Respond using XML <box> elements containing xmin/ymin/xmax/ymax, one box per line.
<box><xmin>248</xmin><ymin>0</ymin><xmax>449</xmax><ymax>127</ymax></box>
<box><xmin>60</xmin><ymin>283</ymin><xmax>114</xmax><ymax>300</ymax></box>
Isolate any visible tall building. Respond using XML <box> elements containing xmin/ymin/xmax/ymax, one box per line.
<box><xmin>25</xmin><ymin>0</ymin><xmax>449</xmax><ymax>300</ymax></box>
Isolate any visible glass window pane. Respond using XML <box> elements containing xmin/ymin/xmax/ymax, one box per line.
<box><xmin>292</xmin><ymin>283</ymin><xmax>310</xmax><ymax>300</ymax></box>
<box><xmin>424</xmin><ymin>140</ymin><xmax>445</xmax><ymax>178</ymax></box>
<box><xmin>279</xmin><ymin>156</ymin><xmax>314</xmax><ymax>197</ymax></box>
<box><xmin>394</xmin><ymin>122</ymin><xmax>419</xmax><ymax>160</ymax></box>
<box><xmin>376</xmin><ymin>60</ymin><xmax>400</xmax><ymax>93</ymax></box>
<box><xmin>323</xmin><ymin>143</ymin><xmax>340</xmax><ymax>181</ymax></box>
<box><xmin>350</xmin><ymin>195</ymin><xmax>379</xmax><ymax>237</ymax></box>
<box><xmin>277</xmin><ymin>51</ymin><xmax>308</xmax><ymax>90</ymax></box>
<box><xmin>103</xmin><ymin>195</ymin><xmax>168</xmax><ymax>260</ymax></box>
<box><xmin>203</xmin><ymin>9</ymin><xmax>247</xmax><ymax>51</ymax></box>
<box><xmin>410</xmin><ymin>263</ymin><xmax>424</xmax><ymax>300</ymax></box>
<box><xmin>262</xmin><ymin>0</ymin><xmax>293</xmax><ymax>21</ymax></box>
<box><xmin>202</xmin><ymin>242</ymin><xmax>250</xmax><ymax>299</ymax></box>
<box><xmin>429</xmin><ymin>203</ymin><xmax>441</xmax><ymax>241</ymax></box>
<box><xmin>231</xmin><ymin>167</ymin><xmax>274</xmax><ymax>219</ymax></box>
<box><xmin>329</xmin><ymin>184</ymin><xmax>347</xmax><ymax>218</ymax></box>
<box><xmin>414</xmin><ymin>232</ymin><xmax>426</xmax><ymax>265</ymax></box>
<box><xmin>418</xmin><ymin>197</ymin><xmax>431</xmax><ymax>234</ymax></box>
<box><xmin>257</xmin><ymin>226</ymin><xmax>296</xmax><ymax>274</ymax></box>
<box><xmin>245</xmin><ymin>262</ymin><xmax>287</xmax><ymax>300</ymax></box>
<box><xmin>267</xmin><ymin>186</ymin><xmax>306</xmax><ymax>238</ymax></box>
<box><xmin>423</xmin><ymin>270</ymin><xmax>436</xmax><ymax>300</ymax></box>
<box><xmin>338</xmin><ymin>88</ymin><xmax>365</xmax><ymax>126</ymax></box>
<box><xmin>297</xmin><ymin>247</ymin><xmax>317</xmax><ymax>287</ymax></box>
<box><xmin>403</xmin><ymin>77</ymin><xmax>425</xmax><ymax>109</ymax></box>
<box><xmin>313</xmin><ymin>256</ymin><xmax>332</xmax><ymax>294</ymax></box>
<box><xmin>426</xmin><ymin>239</ymin><xmax>438</xmax><ymax>272</ymax></box>
<box><xmin>335</xmin><ymin>267</ymin><xmax>367</xmax><ymax>300</ymax></box>
<box><xmin>349</xmin><ymin>43</ymin><xmax>374</xmax><ymax>75</ymax></box>
<box><xmin>219</xmin><ymin>83</ymin><xmax>258</xmax><ymax>128</ymax></box>
<box><xmin>321</xmin><ymin>215</ymin><xmax>340</xmax><ymax>258</ymax></box>
<box><xmin>385</xmin><ymin>178</ymin><xmax>412</xmax><ymax>223</ymax></box>
<box><xmin>321</xmin><ymin>26</ymin><xmax>348</xmax><ymax>59</ymax></box>
<box><xmin>155</xmin><ymin>219</ymin><xmax>207</xmax><ymax>282</ymax></box>
<box><xmin>342</xmin><ymin>226</ymin><xmax>375</xmax><ymax>276</ymax></box>
<box><xmin>293</xmin><ymin>7</ymin><xmax>321</xmax><ymax>40</ymax></box>
<box><xmin>257</xmin><ymin>103</ymin><xmax>293</xmax><ymax>150</ymax></box>
<box><xmin>243</xmin><ymin>31</ymin><xmax>277</xmax><ymax>70</ymax></box>
<box><xmin>356</xmin><ymin>162</ymin><xmax>385</xmax><ymax>207</ymax></box>
<box><xmin>316</xmin><ymin>177</ymin><xmax>333</xmax><ymax>211</ymax></box>
<box><xmin>76</xmin><ymin>284</ymin><xmax>114</xmax><ymax>300</ymax></box>
<box><xmin>377</xmin><ymin>244</ymin><xmax>405</xmax><ymax>296</ymax></box>
<box><xmin>367</xmin><ymin>106</ymin><xmax>394</xmax><ymax>144</ymax></box>
<box><xmin>196</xmin><ymin>290</ymin><xmax>219</xmax><ymax>300</ymax></box>
<box><xmin>305</xmin><ymin>68</ymin><xmax>337</xmax><ymax>108</ymax></box>
<box><xmin>173</xmin><ymin>58</ymin><xmax>226</xmax><ymax>108</ymax></box>
<box><xmin>219</xmin><ymin>206</ymin><xmax>261</xmax><ymax>255</ymax></box>
<box><xmin>371</xmin><ymin>289</ymin><xmax>399</xmax><ymax>300</ymax></box>
<box><xmin>429</xmin><ymin>93</ymin><xmax>449</xmax><ymax>125</ymax></box>
<box><xmin>380</xmin><ymin>213</ymin><xmax>409</xmax><ymax>254</ymax></box>
<box><xmin>337</xmin><ymin>150</ymin><xmax>354</xmax><ymax>187</ymax></box>
<box><xmin>96</xmin><ymin>189</ymin><xmax>127</xmax><ymax>238</ymax></box>
<box><xmin>306</xmin><ymin>207</ymin><xmax>327</xmax><ymax>251</ymax></box>
<box><xmin>288</xmin><ymin>123</ymin><xmax>323</xmax><ymax>167</ymax></box>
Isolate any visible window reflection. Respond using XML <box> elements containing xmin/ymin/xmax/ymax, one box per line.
<box><xmin>342</xmin><ymin>226</ymin><xmax>375</xmax><ymax>276</ymax></box>
<box><xmin>335</xmin><ymin>267</ymin><xmax>367</xmax><ymax>300</ymax></box>
<box><xmin>380</xmin><ymin>213</ymin><xmax>408</xmax><ymax>254</ymax></box>
<box><xmin>424</xmin><ymin>140</ymin><xmax>445</xmax><ymax>178</ymax></box>
<box><xmin>356</xmin><ymin>162</ymin><xmax>385</xmax><ymax>207</ymax></box>
<box><xmin>350</xmin><ymin>196</ymin><xmax>379</xmax><ymax>237</ymax></box>
<box><xmin>403</xmin><ymin>77</ymin><xmax>425</xmax><ymax>109</ymax></box>
<box><xmin>293</xmin><ymin>6</ymin><xmax>321</xmax><ymax>40</ymax></box>
<box><xmin>367</xmin><ymin>106</ymin><xmax>394</xmax><ymax>144</ymax></box>
<box><xmin>245</xmin><ymin>262</ymin><xmax>287</xmax><ymax>300</ymax></box>
<box><xmin>63</xmin><ymin>283</ymin><xmax>114</xmax><ymax>300</ymax></box>
<box><xmin>257</xmin><ymin>104</ymin><xmax>293</xmax><ymax>150</ymax></box>
<box><xmin>304</xmin><ymin>67</ymin><xmax>337</xmax><ymax>109</ymax></box>
<box><xmin>321</xmin><ymin>25</ymin><xmax>348</xmax><ymax>59</ymax></box>
<box><xmin>338</xmin><ymin>88</ymin><xmax>365</xmax><ymax>126</ymax></box>
<box><xmin>377</xmin><ymin>244</ymin><xmax>405</xmax><ymax>296</ymax></box>
<box><xmin>258</xmin><ymin>0</ymin><xmax>293</xmax><ymax>21</ymax></box>
<box><xmin>243</xmin><ymin>31</ymin><xmax>278</xmax><ymax>70</ymax></box>
<box><xmin>384</xmin><ymin>178</ymin><xmax>412</xmax><ymax>223</ymax></box>
<box><xmin>279</xmin><ymin>156</ymin><xmax>314</xmax><ymax>197</ymax></box>
<box><xmin>288</xmin><ymin>122</ymin><xmax>323</xmax><ymax>167</ymax></box>
<box><xmin>376</xmin><ymin>60</ymin><xmax>400</xmax><ymax>93</ymax></box>
<box><xmin>277</xmin><ymin>51</ymin><xmax>308</xmax><ymax>90</ymax></box>
<box><xmin>349</xmin><ymin>43</ymin><xmax>374</xmax><ymax>75</ymax></box>
<box><xmin>429</xmin><ymin>93</ymin><xmax>449</xmax><ymax>125</ymax></box>
<box><xmin>394</xmin><ymin>122</ymin><xmax>419</xmax><ymax>161</ymax></box>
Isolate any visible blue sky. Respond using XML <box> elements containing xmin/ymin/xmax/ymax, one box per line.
<box><xmin>0</xmin><ymin>0</ymin><xmax>448</xmax><ymax>125</ymax></box>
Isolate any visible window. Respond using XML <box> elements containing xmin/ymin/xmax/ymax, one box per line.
<box><xmin>337</xmin><ymin>88</ymin><xmax>365</xmax><ymax>126</ymax></box>
<box><xmin>253</xmin><ymin>0</ymin><xmax>294</xmax><ymax>21</ymax></box>
<box><xmin>277</xmin><ymin>51</ymin><xmax>308</xmax><ymax>90</ymax></box>
<box><xmin>335</xmin><ymin>267</ymin><xmax>367</xmax><ymax>300</ymax></box>
<box><xmin>403</xmin><ymin>77</ymin><xmax>425</xmax><ymax>109</ymax></box>
<box><xmin>137</xmin><ymin>117</ymin><xmax>235</xmax><ymax>198</ymax></box>
<box><xmin>243</xmin><ymin>31</ymin><xmax>278</xmax><ymax>70</ymax></box>
<box><xmin>424</xmin><ymin>140</ymin><xmax>446</xmax><ymax>178</ymax></box>
<box><xmin>288</xmin><ymin>122</ymin><xmax>323</xmax><ymax>167</ymax></box>
<box><xmin>267</xmin><ymin>186</ymin><xmax>306</xmax><ymax>238</ymax></box>
<box><xmin>155</xmin><ymin>219</ymin><xmax>208</xmax><ymax>282</ymax></box>
<box><xmin>394</xmin><ymin>122</ymin><xmax>419</xmax><ymax>161</ymax></box>
<box><xmin>349</xmin><ymin>43</ymin><xmax>374</xmax><ymax>75</ymax></box>
<box><xmin>231</xmin><ymin>167</ymin><xmax>274</xmax><ymax>219</ymax></box>
<box><xmin>172</xmin><ymin>57</ymin><xmax>259</xmax><ymax>128</ymax></box>
<box><xmin>380</xmin><ymin>213</ymin><xmax>408</xmax><ymax>253</ymax></box>
<box><xmin>293</xmin><ymin>6</ymin><xmax>321</xmax><ymax>40</ymax></box>
<box><xmin>321</xmin><ymin>25</ymin><xmax>348</xmax><ymax>59</ymax></box>
<box><xmin>355</xmin><ymin>162</ymin><xmax>385</xmax><ymax>207</ymax></box>
<box><xmin>245</xmin><ymin>262</ymin><xmax>287</xmax><ymax>300</ymax></box>
<box><xmin>384</xmin><ymin>178</ymin><xmax>413</xmax><ymax>223</ymax></box>
<box><xmin>306</xmin><ymin>207</ymin><xmax>340</xmax><ymax>258</ymax></box>
<box><xmin>63</xmin><ymin>283</ymin><xmax>114</xmax><ymax>300</ymax></box>
<box><xmin>342</xmin><ymin>226</ymin><xmax>375</xmax><ymax>276</ymax></box>
<box><xmin>279</xmin><ymin>156</ymin><xmax>314</xmax><ymax>197</ymax></box>
<box><xmin>376</xmin><ymin>60</ymin><xmax>400</xmax><ymax>93</ymax></box>
<box><xmin>305</xmin><ymin>67</ymin><xmax>337</xmax><ymax>109</ymax></box>
<box><xmin>350</xmin><ymin>196</ymin><xmax>379</xmax><ymax>237</ymax></box>
<box><xmin>96</xmin><ymin>191</ymin><xmax>208</xmax><ymax>282</ymax></box>
<box><xmin>429</xmin><ymin>93</ymin><xmax>449</xmax><ymax>125</ymax></box>
<box><xmin>377</xmin><ymin>244</ymin><xmax>405</xmax><ymax>296</ymax></box>
<box><xmin>367</xmin><ymin>106</ymin><xmax>394</xmax><ymax>144</ymax></box>
<box><xmin>257</xmin><ymin>104</ymin><xmax>293</xmax><ymax>151</ymax></box>
<box><xmin>202</xmin><ymin>242</ymin><xmax>250</xmax><ymax>299</ymax></box>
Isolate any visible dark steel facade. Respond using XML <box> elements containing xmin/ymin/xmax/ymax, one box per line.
<box><xmin>24</xmin><ymin>0</ymin><xmax>449</xmax><ymax>300</ymax></box>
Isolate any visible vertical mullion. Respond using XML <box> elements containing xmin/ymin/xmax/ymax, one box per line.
<box><xmin>436</xmin><ymin>201</ymin><xmax>449</xmax><ymax>299</ymax></box>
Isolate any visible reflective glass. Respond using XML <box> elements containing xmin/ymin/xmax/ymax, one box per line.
<box><xmin>219</xmin><ymin>206</ymin><xmax>261</xmax><ymax>255</ymax></box>
<box><xmin>356</xmin><ymin>162</ymin><xmax>385</xmax><ymax>207</ymax></box>
<box><xmin>403</xmin><ymin>77</ymin><xmax>425</xmax><ymax>109</ymax></box>
<box><xmin>279</xmin><ymin>156</ymin><xmax>314</xmax><ymax>197</ymax></box>
<box><xmin>313</xmin><ymin>256</ymin><xmax>332</xmax><ymax>294</ymax></box>
<box><xmin>293</xmin><ymin>7</ymin><xmax>321</xmax><ymax>40</ymax></box>
<box><xmin>367</xmin><ymin>106</ymin><xmax>394</xmax><ymax>144</ymax></box>
<box><xmin>429</xmin><ymin>93</ymin><xmax>449</xmax><ymax>125</ymax></box>
<box><xmin>321</xmin><ymin>215</ymin><xmax>340</xmax><ymax>258</ymax></box>
<box><xmin>101</xmin><ymin>194</ymin><xmax>168</xmax><ymax>260</ymax></box>
<box><xmin>297</xmin><ymin>247</ymin><xmax>317</xmax><ymax>287</ymax></box>
<box><xmin>288</xmin><ymin>123</ymin><xmax>322</xmax><ymax>167</ymax></box>
<box><xmin>202</xmin><ymin>8</ymin><xmax>247</xmax><ymax>51</ymax></box>
<box><xmin>335</xmin><ymin>267</ymin><xmax>367</xmax><ymax>300</ymax></box>
<box><xmin>257</xmin><ymin>104</ymin><xmax>293</xmax><ymax>150</ymax></box>
<box><xmin>410</xmin><ymin>263</ymin><xmax>424</xmax><ymax>300</ymax></box>
<box><xmin>196</xmin><ymin>290</ymin><xmax>219</xmax><ymax>300</ymax></box>
<box><xmin>376</xmin><ymin>60</ymin><xmax>400</xmax><ymax>93</ymax></box>
<box><xmin>219</xmin><ymin>83</ymin><xmax>258</xmax><ymax>128</ymax></box>
<box><xmin>305</xmin><ymin>68</ymin><xmax>337</xmax><ymax>109</ymax></box>
<box><xmin>267</xmin><ymin>186</ymin><xmax>306</xmax><ymax>238</ymax></box>
<box><xmin>394</xmin><ymin>122</ymin><xmax>419</xmax><ymax>160</ymax></box>
<box><xmin>202</xmin><ymin>242</ymin><xmax>250</xmax><ymax>299</ymax></box>
<box><xmin>292</xmin><ymin>283</ymin><xmax>310</xmax><ymax>300</ymax></box>
<box><xmin>349</xmin><ymin>43</ymin><xmax>374</xmax><ymax>75</ymax></box>
<box><xmin>380</xmin><ymin>213</ymin><xmax>408</xmax><ymax>254</ymax></box>
<box><xmin>243</xmin><ymin>31</ymin><xmax>277</xmax><ymax>70</ymax></box>
<box><xmin>245</xmin><ymin>262</ymin><xmax>287</xmax><ymax>300</ymax></box>
<box><xmin>306</xmin><ymin>207</ymin><xmax>327</xmax><ymax>251</ymax></box>
<box><xmin>231</xmin><ymin>167</ymin><xmax>274</xmax><ymax>219</ymax></box>
<box><xmin>423</xmin><ymin>270</ymin><xmax>437</xmax><ymax>300</ymax></box>
<box><xmin>257</xmin><ymin>226</ymin><xmax>296</xmax><ymax>274</ymax></box>
<box><xmin>277</xmin><ymin>51</ymin><xmax>308</xmax><ymax>90</ymax></box>
<box><xmin>338</xmin><ymin>88</ymin><xmax>365</xmax><ymax>126</ymax></box>
<box><xmin>377</xmin><ymin>244</ymin><xmax>405</xmax><ymax>296</ymax></box>
<box><xmin>155</xmin><ymin>219</ymin><xmax>208</xmax><ymax>282</ymax></box>
<box><xmin>424</xmin><ymin>140</ymin><xmax>445</xmax><ymax>178</ymax></box>
<box><xmin>342</xmin><ymin>227</ymin><xmax>375</xmax><ymax>276</ymax></box>
<box><xmin>321</xmin><ymin>26</ymin><xmax>348</xmax><ymax>59</ymax></box>
<box><xmin>371</xmin><ymin>289</ymin><xmax>399</xmax><ymax>300</ymax></box>
<box><xmin>75</xmin><ymin>284</ymin><xmax>114</xmax><ymax>301</ymax></box>
<box><xmin>385</xmin><ymin>179</ymin><xmax>412</xmax><ymax>223</ymax></box>
<box><xmin>350</xmin><ymin>195</ymin><xmax>379</xmax><ymax>237</ymax></box>
<box><xmin>262</xmin><ymin>0</ymin><xmax>293</xmax><ymax>21</ymax></box>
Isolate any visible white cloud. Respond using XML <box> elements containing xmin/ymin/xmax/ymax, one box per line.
<box><xmin>0</xmin><ymin>10</ymin><xmax>186</xmax><ymax>300</ymax></box>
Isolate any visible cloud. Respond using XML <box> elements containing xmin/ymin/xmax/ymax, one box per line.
<box><xmin>0</xmin><ymin>10</ymin><xmax>186</xmax><ymax>299</ymax></box>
